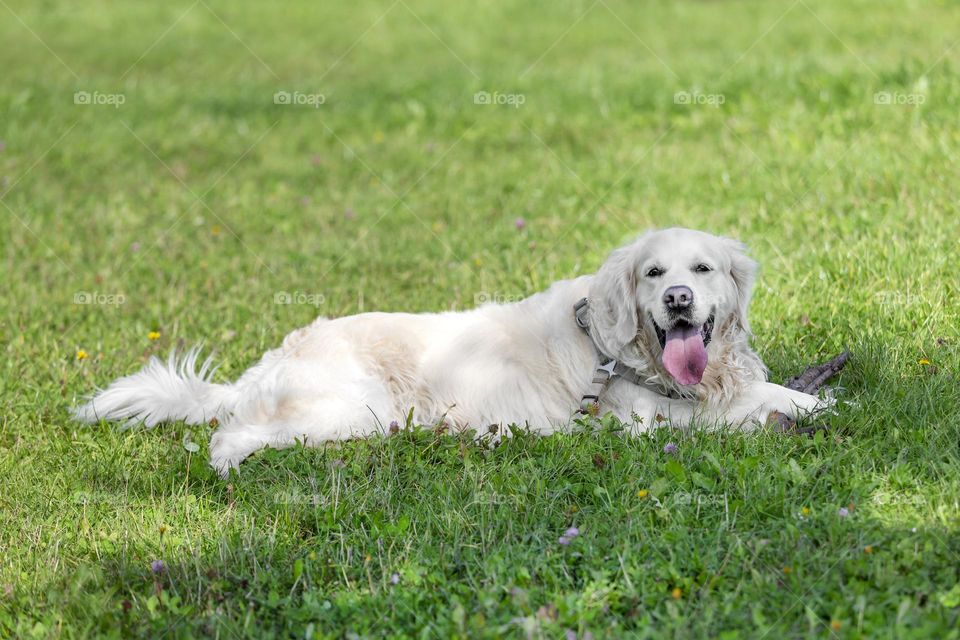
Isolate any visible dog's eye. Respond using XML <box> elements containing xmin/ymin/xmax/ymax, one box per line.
<box><xmin>645</xmin><ymin>266</ymin><xmax>664</xmax><ymax>278</ymax></box>
<box><xmin>694</xmin><ymin>263</ymin><xmax>713</xmax><ymax>273</ymax></box>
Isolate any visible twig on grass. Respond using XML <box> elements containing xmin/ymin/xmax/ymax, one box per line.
<box><xmin>771</xmin><ymin>350</ymin><xmax>852</xmax><ymax>435</ymax></box>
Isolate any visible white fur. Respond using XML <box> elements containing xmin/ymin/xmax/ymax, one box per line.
<box><xmin>73</xmin><ymin>228</ymin><xmax>829</xmax><ymax>476</ymax></box>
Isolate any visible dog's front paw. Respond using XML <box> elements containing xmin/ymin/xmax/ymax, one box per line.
<box><xmin>782</xmin><ymin>389</ymin><xmax>834</xmax><ymax>418</ymax></box>
<box><xmin>733</xmin><ymin>382</ymin><xmax>833</xmax><ymax>427</ymax></box>
<box><xmin>762</xmin><ymin>385</ymin><xmax>836</xmax><ymax>432</ymax></box>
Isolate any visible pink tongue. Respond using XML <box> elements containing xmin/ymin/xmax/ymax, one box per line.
<box><xmin>661</xmin><ymin>324</ymin><xmax>708</xmax><ymax>385</ymax></box>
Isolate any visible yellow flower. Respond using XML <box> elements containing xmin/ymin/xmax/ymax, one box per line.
<box><xmin>801</xmin><ymin>507</ymin><xmax>810</xmax><ymax>516</ymax></box>
<box><xmin>918</xmin><ymin>358</ymin><xmax>930</xmax><ymax>365</ymax></box>
<box><xmin>782</xmin><ymin>566</ymin><xmax>791</xmax><ymax>574</ymax></box>
<box><xmin>671</xmin><ymin>587</ymin><xmax>682</xmax><ymax>599</ymax></box>
<box><xmin>76</xmin><ymin>349</ymin><xmax>88</xmax><ymax>361</ymax></box>
<box><xmin>637</xmin><ymin>489</ymin><xmax>649</xmax><ymax>499</ymax></box>
<box><xmin>864</xmin><ymin>545</ymin><xmax>873</xmax><ymax>554</ymax></box>
<box><xmin>830</xmin><ymin>620</ymin><xmax>841</xmax><ymax>631</ymax></box>
<box><xmin>211</xmin><ymin>225</ymin><xmax>222</xmax><ymax>236</ymax></box>
<box><xmin>148</xmin><ymin>331</ymin><xmax>161</xmax><ymax>341</ymax></box>
<box><xmin>364</xmin><ymin>553</ymin><xmax>372</xmax><ymax>563</ymax></box>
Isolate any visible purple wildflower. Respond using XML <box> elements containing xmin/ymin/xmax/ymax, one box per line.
<box><xmin>150</xmin><ymin>560</ymin><xmax>165</xmax><ymax>574</ymax></box>
<box><xmin>558</xmin><ymin>536</ymin><xmax>570</xmax><ymax>546</ymax></box>
<box><xmin>663</xmin><ymin>442</ymin><xmax>678</xmax><ymax>455</ymax></box>
<box><xmin>514</xmin><ymin>217</ymin><xmax>526</xmax><ymax>230</ymax></box>
<box><xmin>838</xmin><ymin>507</ymin><xmax>849</xmax><ymax>518</ymax></box>
<box><xmin>390</xmin><ymin>572</ymin><xmax>400</xmax><ymax>585</ymax></box>
<box><xmin>564</xmin><ymin>527</ymin><xmax>580</xmax><ymax>538</ymax></box>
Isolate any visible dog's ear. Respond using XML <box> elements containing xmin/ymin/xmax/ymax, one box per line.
<box><xmin>723</xmin><ymin>238</ymin><xmax>758</xmax><ymax>334</ymax></box>
<box><xmin>588</xmin><ymin>244</ymin><xmax>641</xmax><ymax>352</ymax></box>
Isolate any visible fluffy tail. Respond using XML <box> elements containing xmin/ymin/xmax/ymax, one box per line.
<box><xmin>72</xmin><ymin>347</ymin><xmax>238</xmax><ymax>427</ymax></box>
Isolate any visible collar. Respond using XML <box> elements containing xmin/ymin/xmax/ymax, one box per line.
<box><xmin>573</xmin><ymin>297</ymin><xmax>646</xmax><ymax>414</ymax></box>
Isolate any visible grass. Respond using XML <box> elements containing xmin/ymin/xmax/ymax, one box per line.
<box><xmin>2</xmin><ymin>0</ymin><xmax>960</xmax><ymax>636</ymax></box>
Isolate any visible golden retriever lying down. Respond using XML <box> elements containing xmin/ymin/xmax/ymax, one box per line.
<box><xmin>74</xmin><ymin>228</ymin><xmax>830</xmax><ymax>476</ymax></box>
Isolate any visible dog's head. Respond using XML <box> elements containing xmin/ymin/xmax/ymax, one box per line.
<box><xmin>587</xmin><ymin>228</ymin><xmax>757</xmax><ymax>387</ymax></box>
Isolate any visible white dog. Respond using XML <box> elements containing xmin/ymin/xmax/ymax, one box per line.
<box><xmin>74</xmin><ymin>228</ymin><xmax>829</xmax><ymax>475</ymax></box>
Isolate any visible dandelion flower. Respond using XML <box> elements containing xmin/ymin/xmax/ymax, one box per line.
<box><xmin>148</xmin><ymin>331</ymin><xmax>161</xmax><ymax>341</ymax></box>
<box><xmin>782</xmin><ymin>566</ymin><xmax>792</xmax><ymax>574</ymax></box>
<box><xmin>76</xmin><ymin>349</ymin><xmax>88</xmax><ymax>361</ymax></box>
<box><xmin>918</xmin><ymin>358</ymin><xmax>930</xmax><ymax>365</ymax></box>
<box><xmin>671</xmin><ymin>587</ymin><xmax>682</xmax><ymax>599</ymax></box>
<box><xmin>637</xmin><ymin>489</ymin><xmax>649</xmax><ymax>499</ymax></box>
<box><xmin>830</xmin><ymin>620</ymin><xmax>841</xmax><ymax>631</ymax></box>
<box><xmin>801</xmin><ymin>507</ymin><xmax>811</xmax><ymax>516</ymax></box>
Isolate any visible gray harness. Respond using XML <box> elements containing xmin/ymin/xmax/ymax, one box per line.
<box><xmin>573</xmin><ymin>298</ymin><xmax>646</xmax><ymax>414</ymax></box>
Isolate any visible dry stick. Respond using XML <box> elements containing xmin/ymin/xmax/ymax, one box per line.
<box><xmin>784</xmin><ymin>351</ymin><xmax>852</xmax><ymax>394</ymax></box>
<box><xmin>771</xmin><ymin>351</ymin><xmax>852</xmax><ymax>435</ymax></box>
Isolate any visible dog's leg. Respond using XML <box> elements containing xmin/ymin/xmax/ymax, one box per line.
<box><xmin>620</xmin><ymin>392</ymin><xmax>699</xmax><ymax>433</ymax></box>
<box><xmin>208</xmin><ymin>422</ymin><xmax>284</xmax><ymax>478</ymax></box>
<box><xmin>724</xmin><ymin>381</ymin><xmax>832</xmax><ymax>429</ymax></box>
<box><xmin>207</xmin><ymin>380</ymin><xmax>395</xmax><ymax>477</ymax></box>
<box><xmin>625</xmin><ymin>385</ymin><xmax>829</xmax><ymax>434</ymax></box>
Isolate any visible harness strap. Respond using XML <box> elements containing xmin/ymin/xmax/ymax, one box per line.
<box><xmin>574</xmin><ymin>297</ymin><xmax>645</xmax><ymax>414</ymax></box>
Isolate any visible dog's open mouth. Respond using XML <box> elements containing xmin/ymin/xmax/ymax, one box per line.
<box><xmin>652</xmin><ymin>313</ymin><xmax>715</xmax><ymax>386</ymax></box>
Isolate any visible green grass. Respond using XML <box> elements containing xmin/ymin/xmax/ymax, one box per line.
<box><xmin>2</xmin><ymin>0</ymin><xmax>960</xmax><ymax>636</ymax></box>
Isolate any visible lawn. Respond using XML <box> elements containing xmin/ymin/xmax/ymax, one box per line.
<box><xmin>2</xmin><ymin>0</ymin><xmax>960</xmax><ymax>636</ymax></box>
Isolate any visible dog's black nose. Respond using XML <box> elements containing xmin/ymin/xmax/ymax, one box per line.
<box><xmin>663</xmin><ymin>285</ymin><xmax>693</xmax><ymax>311</ymax></box>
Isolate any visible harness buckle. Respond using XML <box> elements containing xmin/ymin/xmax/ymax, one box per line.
<box><xmin>573</xmin><ymin>297</ymin><xmax>590</xmax><ymax>329</ymax></box>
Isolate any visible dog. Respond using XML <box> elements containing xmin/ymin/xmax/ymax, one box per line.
<box><xmin>74</xmin><ymin>227</ymin><xmax>830</xmax><ymax>476</ymax></box>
